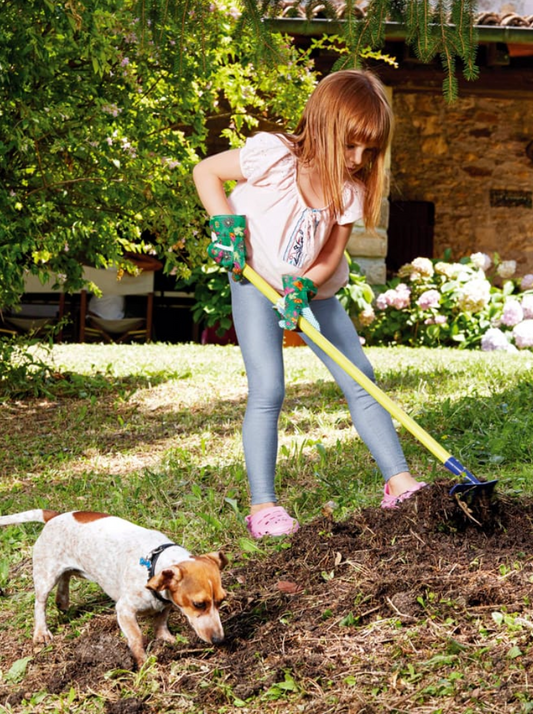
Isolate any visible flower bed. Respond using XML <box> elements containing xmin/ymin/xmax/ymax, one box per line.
<box><xmin>346</xmin><ymin>253</ymin><xmax>533</xmax><ymax>351</ymax></box>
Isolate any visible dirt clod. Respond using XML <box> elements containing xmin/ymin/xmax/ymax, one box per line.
<box><xmin>106</xmin><ymin>699</ymin><xmax>150</xmax><ymax>714</ymax></box>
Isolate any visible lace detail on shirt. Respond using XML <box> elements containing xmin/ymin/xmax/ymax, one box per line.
<box><xmin>240</xmin><ymin>133</ymin><xmax>294</xmax><ymax>183</ymax></box>
<box><xmin>282</xmin><ymin>208</ymin><xmax>321</xmax><ymax>268</ymax></box>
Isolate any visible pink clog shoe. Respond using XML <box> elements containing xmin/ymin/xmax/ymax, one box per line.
<box><xmin>245</xmin><ymin>506</ymin><xmax>300</xmax><ymax>538</ymax></box>
<box><xmin>381</xmin><ymin>481</ymin><xmax>428</xmax><ymax>509</ymax></box>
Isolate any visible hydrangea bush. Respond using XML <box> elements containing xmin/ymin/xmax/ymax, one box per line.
<box><xmin>350</xmin><ymin>253</ymin><xmax>533</xmax><ymax>351</ymax></box>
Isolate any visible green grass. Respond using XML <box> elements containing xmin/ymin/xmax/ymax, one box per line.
<box><xmin>0</xmin><ymin>343</ymin><xmax>531</xmax><ymax>712</ymax></box>
<box><xmin>1</xmin><ymin>343</ymin><xmax>531</xmax><ymax>549</ymax></box>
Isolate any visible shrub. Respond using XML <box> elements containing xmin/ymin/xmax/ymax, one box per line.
<box><xmin>350</xmin><ymin>252</ymin><xmax>533</xmax><ymax>351</ymax></box>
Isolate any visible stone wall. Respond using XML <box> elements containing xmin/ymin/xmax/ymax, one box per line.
<box><xmin>345</xmin><ymin>191</ymin><xmax>389</xmax><ymax>284</ymax></box>
<box><xmin>389</xmin><ymin>92</ymin><xmax>533</xmax><ymax>274</ymax></box>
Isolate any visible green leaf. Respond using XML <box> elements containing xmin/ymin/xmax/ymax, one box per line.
<box><xmin>507</xmin><ymin>645</ymin><xmax>522</xmax><ymax>659</ymax></box>
<box><xmin>5</xmin><ymin>657</ymin><xmax>32</xmax><ymax>683</ymax></box>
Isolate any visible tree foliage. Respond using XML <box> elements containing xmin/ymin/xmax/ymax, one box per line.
<box><xmin>0</xmin><ymin>0</ymin><xmax>315</xmax><ymax>308</ymax></box>
<box><xmin>1</xmin><ymin>0</ymin><xmax>479</xmax><ymax>309</ymax></box>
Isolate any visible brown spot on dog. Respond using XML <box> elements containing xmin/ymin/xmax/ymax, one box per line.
<box><xmin>42</xmin><ymin>510</ymin><xmax>60</xmax><ymax>522</ymax></box>
<box><xmin>73</xmin><ymin>512</ymin><xmax>111</xmax><ymax>523</ymax></box>
<box><xmin>192</xmin><ymin>552</ymin><xmax>229</xmax><ymax>570</ymax></box>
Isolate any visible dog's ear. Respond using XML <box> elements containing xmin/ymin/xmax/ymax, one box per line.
<box><xmin>146</xmin><ymin>565</ymin><xmax>183</xmax><ymax>592</ymax></box>
<box><xmin>199</xmin><ymin>552</ymin><xmax>229</xmax><ymax>571</ymax></box>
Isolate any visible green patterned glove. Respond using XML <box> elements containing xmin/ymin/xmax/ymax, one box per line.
<box><xmin>207</xmin><ymin>215</ymin><xmax>246</xmax><ymax>281</ymax></box>
<box><xmin>276</xmin><ymin>275</ymin><xmax>321</xmax><ymax>332</ymax></box>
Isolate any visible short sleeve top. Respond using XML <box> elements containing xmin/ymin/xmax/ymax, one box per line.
<box><xmin>227</xmin><ymin>132</ymin><xmax>363</xmax><ymax>299</ymax></box>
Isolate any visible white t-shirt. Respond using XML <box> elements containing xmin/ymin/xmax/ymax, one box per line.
<box><xmin>228</xmin><ymin>132</ymin><xmax>363</xmax><ymax>299</ymax></box>
<box><xmin>88</xmin><ymin>294</ymin><xmax>125</xmax><ymax>319</ymax></box>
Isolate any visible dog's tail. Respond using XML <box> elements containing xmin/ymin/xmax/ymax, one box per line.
<box><xmin>0</xmin><ymin>509</ymin><xmax>60</xmax><ymax>527</ymax></box>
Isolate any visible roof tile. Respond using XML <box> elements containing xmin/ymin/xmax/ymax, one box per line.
<box><xmin>276</xmin><ymin>0</ymin><xmax>533</xmax><ymax>28</ymax></box>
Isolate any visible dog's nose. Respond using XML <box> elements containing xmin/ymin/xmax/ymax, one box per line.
<box><xmin>211</xmin><ymin>633</ymin><xmax>225</xmax><ymax>645</ymax></box>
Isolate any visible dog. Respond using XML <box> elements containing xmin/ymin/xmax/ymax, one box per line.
<box><xmin>0</xmin><ymin>509</ymin><xmax>228</xmax><ymax>667</ymax></box>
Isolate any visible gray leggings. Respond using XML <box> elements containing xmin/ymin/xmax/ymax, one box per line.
<box><xmin>230</xmin><ymin>278</ymin><xmax>409</xmax><ymax>505</ymax></box>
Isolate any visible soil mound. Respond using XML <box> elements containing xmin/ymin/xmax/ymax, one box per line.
<box><xmin>2</xmin><ymin>481</ymin><xmax>533</xmax><ymax>713</ymax></box>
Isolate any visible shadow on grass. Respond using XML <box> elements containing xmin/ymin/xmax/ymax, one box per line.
<box><xmin>1</xmin><ymin>365</ymin><xmax>531</xmax><ymax>465</ymax></box>
<box><xmin>0</xmin><ymin>368</ymin><xmax>530</xmax><ymax>515</ymax></box>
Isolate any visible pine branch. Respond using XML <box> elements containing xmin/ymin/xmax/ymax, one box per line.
<box><xmin>133</xmin><ymin>0</ymin><xmax>481</xmax><ymax>102</ymax></box>
<box><xmin>416</xmin><ymin>0</ymin><xmax>440</xmax><ymax>63</ymax></box>
<box><xmin>451</xmin><ymin>0</ymin><xmax>480</xmax><ymax>81</ymax></box>
<box><xmin>331</xmin><ymin>0</ymin><xmax>370</xmax><ymax>70</ymax></box>
<box><xmin>366</xmin><ymin>0</ymin><xmax>391</xmax><ymax>47</ymax></box>
<box><xmin>237</xmin><ymin>0</ymin><xmax>284</xmax><ymax>67</ymax></box>
<box><xmin>440</xmin><ymin>19</ymin><xmax>459</xmax><ymax>101</ymax></box>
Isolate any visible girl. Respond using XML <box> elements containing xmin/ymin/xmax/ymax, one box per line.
<box><xmin>193</xmin><ymin>69</ymin><xmax>426</xmax><ymax>538</ymax></box>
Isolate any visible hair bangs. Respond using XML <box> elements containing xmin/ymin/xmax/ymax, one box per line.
<box><xmin>345</xmin><ymin>96</ymin><xmax>392</xmax><ymax>152</ymax></box>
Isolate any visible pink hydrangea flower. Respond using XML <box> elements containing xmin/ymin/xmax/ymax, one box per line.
<box><xmin>481</xmin><ymin>328</ymin><xmax>516</xmax><ymax>352</ymax></box>
<box><xmin>501</xmin><ymin>299</ymin><xmax>524</xmax><ymax>327</ymax></box>
<box><xmin>376</xmin><ymin>291</ymin><xmax>393</xmax><ymax>310</ymax></box>
<box><xmin>417</xmin><ymin>289</ymin><xmax>441</xmax><ymax>310</ymax></box>
<box><xmin>424</xmin><ymin>315</ymin><xmax>447</xmax><ymax>325</ymax></box>
<box><xmin>376</xmin><ymin>285</ymin><xmax>411</xmax><ymax>310</ymax></box>
<box><xmin>470</xmin><ymin>252</ymin><xmax>492</xmax><ymax>272</ymax></box>
<box><xmin>512</xmin><ymin>320</ymin><xmax>533</xmax><ymax>349</ymax></box>
<box><xmin>391</xmin><ymin>284</ymin><xmax>411</xmax><ymax>309</ymax></box>
<box><xmin>521</xmin><ymin>274</ymin><xmax>533</xmax><ymax>291</ymax></box>
<box><xmin>521</xmin><ymin>294</ymin><xmax>533</xmax><ymax>319</ymax></box>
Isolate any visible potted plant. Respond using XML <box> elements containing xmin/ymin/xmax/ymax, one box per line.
<box><xmin>175</xmin><ymin>264</ymin><xmax>236</xmax><ymax>344</ymax></box>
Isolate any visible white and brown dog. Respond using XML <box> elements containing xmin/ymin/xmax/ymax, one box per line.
<box><xmin>0</xmin><ymin>509</ymin><xmax>228</xmax><ymax>667</ymax></box>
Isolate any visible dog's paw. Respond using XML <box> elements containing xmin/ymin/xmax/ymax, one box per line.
<box><xmin>154</xmin><ymin>630</ymin><xmax>175</xmax><ymax>644</ymax></box>
<box><xmin>33</xmin><ymin>628</ymin><xmax>54</xmax><ymax>644</ymax></box>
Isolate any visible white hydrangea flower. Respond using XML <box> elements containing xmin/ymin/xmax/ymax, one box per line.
<box><xmin>497</xmin><ymin>260</ymin><xmax>517</xmax><ymax>279</ymax></box>
<box><xmin>470</xmin><ymin>252</ymin><xmax>492</xmax><ymax>272</ymax></box>
<box><xmin>457</xmin><ymin>278</ymin><xmax>491</xmax><ymax>313</ymax></box>
<box><xmin>521</xmin><ymin>294</ymin><xmax>533</xmax><ymax>319</ymax></box>
<box><xmin>501</xmin><ymin>299</ymin><xmax>524</xmax><ymax>327</ymax></box>
<box><xmin>481</xmin><ymin>327</ymin><xmax>516</xmax><ymax>352</ymax></box>
<box><xmin>358</xmin><ymin>306</ymin><xmax>376</xmax><ymax>326</ymax></box>
<box><xmin>513</xmin><ymin>320</ymin><xmax>533</xmax><ymax>349</ymax></box>
<box><xmin>410</xmin><ymin>257</ymin><xmax>434</xmax><ymax>280</ymax></box>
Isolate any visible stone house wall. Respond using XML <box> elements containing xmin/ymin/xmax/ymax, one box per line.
<box><xmin>390</xmin><ymin>92</ymin><xmax>533</xmax><ymax>273</ymax></box>
<box><xmin>348</xmin><ymin>91</ymin><xmax>533</xmax><ymax>283</ymax></box>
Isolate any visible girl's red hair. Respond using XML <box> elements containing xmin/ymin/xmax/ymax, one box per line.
<box><xmin>284</xmin><ymin>69</ymin><xmax>393</xmax><ymax>229</ymax></box>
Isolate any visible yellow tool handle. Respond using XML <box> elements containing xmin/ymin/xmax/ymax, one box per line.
<box><xmin>242</xmin><ymin>262</ymin><xmax>452</xmax><ymax>466</ymax></box>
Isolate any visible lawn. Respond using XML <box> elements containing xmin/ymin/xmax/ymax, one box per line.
<box><xmin>0</xmin><ymin>342</ymin><xmax>532</xmax><ymax>713</ymax></box>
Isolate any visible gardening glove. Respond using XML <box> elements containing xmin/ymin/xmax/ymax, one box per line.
<box><xmin>276</xmin><ymin>275</ymin><xmax>321</xmax><ymax>332</ymax></box>
<box><xmin>208</xmin><ymin>215</ymin><xmax>246</xmax><ymax>282</ymax></box>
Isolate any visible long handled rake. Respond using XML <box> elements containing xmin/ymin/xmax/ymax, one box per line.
<box><xmin>242</xmin><ymin>263</ymin><xmax>498</xmax><ymax>499</ymax></box>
